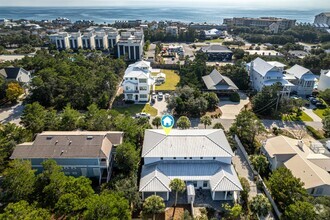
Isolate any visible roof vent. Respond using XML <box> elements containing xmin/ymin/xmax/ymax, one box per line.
<box><xmin>69</xmin><ymin>140</ymin><xmax>72</xmax><ymax>145</ymax></box>
<box><xmin>46</xmin><ymin>136</ymin><xmax>53</xmax><ymax>140</ymax></box>
<box><xmin>60</xmin><ymin>150</ymin><xmax>64</xmax><ymax>155</ymax></box>
<box><xmin>55</xmin><ymin>140</ymin><xmax>58</xmax><ymax>144</ymax></box>
<box><xmin>87</xmin><ymin>136</ymin><xmax>93</xmax><ymax>140</ymax></box>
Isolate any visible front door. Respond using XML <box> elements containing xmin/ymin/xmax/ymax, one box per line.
<box><xmin>135</xmin><ymin>95</ymin><xmax>138</xmax><ymax>101</ymax></box>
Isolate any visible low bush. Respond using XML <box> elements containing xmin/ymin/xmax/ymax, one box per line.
<box><xmin>230</xmin><ymin>92</ymin><xmax>240</xmax><ymax>102</ymax></box>
<box><xmin>306</xmin><ymin>126</ymin><xmax>325</xmax><ymax>139</ymax></box>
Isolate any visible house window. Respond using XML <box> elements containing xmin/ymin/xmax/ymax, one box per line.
<box><xmin>139</xmin><ymin>86</ymin><xmax>147</xmax><ymax>91</ymax></box>
<box><xmin>125</xmin><ymin>86</ymin><xmax>129</xmax><ymax>90</ymax></box>
<box><xmin>316</xmin><ymin>188</ymin><xmax>324</xmax><ymax>195</ymax></box>
<box><xmin>140</xmin><ymin>94</ymin><xmax>147</xmax><ymax>98</ymax></box>
<box><xmin>311</xmin><ymin>188</ymin><xmax>315</xmax><ymax>194</ymax></box>
<box><xmin>193</xmin><ymin>181</ymin><xmax>197</xmax><ymax>187</ymax></box>
<box><xmin>184</xmin><ymin>157</ymin><xmax>187</xmax><ymax>159</ymax></box>
<box><xmin>189</xmin><ymin>157</ymin><xmax>192</xmax><ymax>159</ymax></box>
<box><xmin>203</xmin><ymin>181</ymin><xmax>208</xmax><ymax>187</ymax></box>
<box><xmin>139</xmin><ymin>79</ymin><xmax>147</xmax><ymax>83</ymax></box>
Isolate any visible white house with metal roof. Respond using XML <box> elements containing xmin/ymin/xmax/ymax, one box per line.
<box><xmin>284</xmin><ymin>64</ymin><xmax>317</xmax><ymax>95</ymax></box>
<box><xmin>139</xmin><ymin>129</ymin><xmax>242</xmax><ymax>202</ymax></box>
<box><xmin>122</xmin><ymin>61</ymin><xmax>154</xmax><ymax>102</ymax></box>
<box><xmin>246</xmin><ymin>57</ymin><xmax>294</xmax><ymax>92</ymax></box>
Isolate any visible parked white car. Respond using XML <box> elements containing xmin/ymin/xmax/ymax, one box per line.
<box><xmin>135</xmin><ymin>112</ymin><xmax>150</xmax><ymax>119</ymax></box>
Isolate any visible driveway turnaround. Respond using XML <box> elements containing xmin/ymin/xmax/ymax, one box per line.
<box><xmin>219</xmin><ymin>92</ymin><xmax>250</xmax><ymax>119</ymax></box>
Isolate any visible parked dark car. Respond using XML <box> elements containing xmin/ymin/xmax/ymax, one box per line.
<box><xmin>151</xmin><ymin>98</ymin><xmax>155</xmax><ymax>104</ymax></box>
<box><xmin>310</xmin><ymin>98</ymin><xmax>319</xmax><ymax>105</ymax></box>
<box><xmin>306</xmin><ymin>94</ymin><xmax>315</xmax><ymax>99</ymax></box>
<box><xmin>316</xmin><ymin>103</ymin><xmax>327</xmax><ymax>109</ymax></box>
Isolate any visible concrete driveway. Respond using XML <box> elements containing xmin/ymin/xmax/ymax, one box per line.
<box><xmin>0</xmin><ymin>101</ymin><xmax>24</xmax><ymax>125</ymax></box>
<box><xmin>150</xmin><ymin>96</ymin><xmax>169</xmax><ymax>116</ymax></box>
<box><xmin>219</xmin><ymin>92</ymin><xmax>250</xmax><ymax>119</ymax></box>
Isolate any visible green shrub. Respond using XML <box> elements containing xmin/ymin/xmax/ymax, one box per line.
<box><xmin>306</xmin><ymin>126</ymin><xmax>325</xmax><ymax>139</ymax></box>
<box><xmin>230</xmin><ymin>92</ymin><xmax>240</xmax><ymax>102</ymax></box>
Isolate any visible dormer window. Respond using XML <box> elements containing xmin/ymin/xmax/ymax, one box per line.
<box><xmin>173</xmin><ymin>157</ymin><xmax>176</xmax><ymax>160</ymax></box>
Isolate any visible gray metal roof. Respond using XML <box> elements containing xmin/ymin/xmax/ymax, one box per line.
<box><xmin>139</xmin><ymin>161</ymin><xmax>242</xmax><ymax>192</ymax></box>
<box><xmin>249</xmin><ymin>57</ymin><xmax>284</xmax><ymax>77</ymax></box>
<box><xmin>142</xmin><ymin>129</ymin><xmax>234</xmax><ymax>158</ymax></box>
<box><xmin>202</xmin><ymin>69</ymin><xmax>238</xmax><ymax>91</ymax></box>
<box><xmin>285</xmin><ymin>64</ymin><xmax>315</xmax><ymax>80</ymax></box>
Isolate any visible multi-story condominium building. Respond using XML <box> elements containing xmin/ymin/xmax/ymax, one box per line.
<box><xmin>94</xmin><ymin>31</ymin><xmax>108</xmax><ymax>50</ymax></box>
<box><xmin>107</xmin><ymin>29</ymin><xmax>120</xmax><ymax>49</ymax></box>
<box><xmin>49</xmin><ymin>32</ymin><xmax>70</xmax><ymax>50</ymax></box>
<box><xmin>139</xmin><ymin>129</ymin><xmax>242</xmax><ymax>203</ymax></box>
<box><xmin>82</xmin><ymin>32</ymin><xmax>96</xmax><ymax>50</ymax></box>
<box><xmin>69</xmin><ymin>32</ymin><xmax>83</xmax><ymax>50</ymax></box>
<box><xmin>223</xmin><ymin>17</ymin><xmax>296</xmax><ymax>30</ymax></box>
<box><xmin>11</xmin><ymin>131</ymin><xmax>124</xmax><ymax>184</ymax></box>
<box><xmin>284</xmin><ymin>64</ymin><xmax>317</xmax><ymax>95</ymax></box>
<box><xmin>314</xmin><ymin>12</ymin><xmax>330</xmax><ymax>28</ymax></box>
<box><xmin>262</xmin><ymin>136</ymin><xmax>330</xmax><ymax>196</ymax></box>
<box><xmin>117</xmin><ymin>30</ymin><xmax>144</xmax><ymax>60</ymax></box>
<box><xmin>122</xmin><ymin>60</ymin><xmax>154</xmax><ymax>102</ymax></box>
<box><xmin>247</xmin><ymin>57</ymin><xmax>293</xmax><ymax>92</ymax></box>
<box><xmin>114</xmin><ymin>20</ymin><xmax>142</xmax><ymax>28</ymax></box>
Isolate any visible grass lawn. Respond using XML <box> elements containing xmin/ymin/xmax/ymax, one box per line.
<box><xmin>205</xmin><ymin>38</ymin><xmax>224</xmax><ymax>43</ymax></box>
<box><xmin>112</xmin><ymin>103</ymin><xmax>157</xmax><ymax>116</ymax></box>
<box><xmin>313</xmin><ymin>108</ymin><xmax>330</xmax><ymax>119</ymax></box>
<box><xmin>152</xmin><ymin>69</ymin><xmax>180</xmax><ymax>91</ymax></box>
<box><xmin>281</xmin><ymin>111</ymin><xmax>313</xmax><ymax>122</ymax></box>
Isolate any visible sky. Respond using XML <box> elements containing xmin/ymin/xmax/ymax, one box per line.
<box><xmin>0</xmin><ymin>0</ymin><xmax>329</xmax><ymax>10</ymax></box>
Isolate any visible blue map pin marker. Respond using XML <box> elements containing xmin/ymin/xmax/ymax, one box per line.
<box><xmin>161</xmin><ymin>115</ymin><xmax>174</xmax><ymax>135</ymax></box>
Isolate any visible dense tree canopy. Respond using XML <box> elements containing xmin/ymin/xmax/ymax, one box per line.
<box><xmin>267</xmin><ymin>167</ymin><xmax>308</xmax><ymax>211</ymax></box>
<box><xmin>24</xmin><ymin>50</ymin><xmax>126</xmax><ymax>110</ymax></box>
<box><xmin>230</xmin><ymin>110</ymin><xmax>265</xmax><ymax>154</ymax></box>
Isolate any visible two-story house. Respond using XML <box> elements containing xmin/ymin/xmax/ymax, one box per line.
<box><xmin>247</xmin><ymin>57</ymin><xmax>294</xmax><ymax>92</ymax></box>
<box><xmin>11</xmin><ymin>131</ymin><xmax>123</xmax><ymax>184</ymax></box>
<box><xmin>284</xmin><ymin>64</ymin><xmax>317</xmax><ymax>95</ymax></box>
<box><xmin>262</xmin><ymin>135</ymin><xmax>330</xmax><ymax>197</ymax></box>
<box><xmin>139</xmin><ymin>129</ymin><xmax>242</xmax><ymax>204</ymax></box>
<box><xmin>122</xmin><ymin>61</ymin><xmax>154</xmax><ymax>102</ymax></box>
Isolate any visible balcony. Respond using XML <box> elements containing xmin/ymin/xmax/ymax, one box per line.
<box><xmin>124</xmin><ymin>90</ymin><xmax>139</xmax><ymax>94</ymax></box>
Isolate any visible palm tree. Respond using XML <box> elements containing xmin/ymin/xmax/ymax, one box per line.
<box><xmin>142</xmin><ymin>195</ymin><xmax>165</xmax><ymax>220</ymax></box>
<box><xmin>169</xmin><ymin>178</ymin><xmax>186</xmax><ymax>206</ymax></box>
<box><xmin>152</xmin><ymin>116</ymin><xmax>161</xmax><ymax>129</ymax></box>
<box><xmin>200</xmin><ymin>115</ymin><xmax>212</xmax><ymax>129</ymax></box>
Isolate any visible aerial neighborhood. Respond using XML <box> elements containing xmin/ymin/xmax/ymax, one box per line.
<box><xmin>1</xmin><ymin>6</ymin><xmax>330</xmax><ymax>220</ymax></box>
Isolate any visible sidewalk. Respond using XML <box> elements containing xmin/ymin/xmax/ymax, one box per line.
<box><xmin>303</xmin><ymin>106</ymin><xmax>322</xmax><ymax>122</ymax></box>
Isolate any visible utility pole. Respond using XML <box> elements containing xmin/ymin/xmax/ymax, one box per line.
<box><xmin>275</xmin><ymin>91</ymin><xmax>281</xmax><ymax>112</ymax></box>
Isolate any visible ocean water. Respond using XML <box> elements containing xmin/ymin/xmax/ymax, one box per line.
<box><xmin>0</xmin><ymin>7</ymin><xmax>323</xmax><ymax>24</ymax></box>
